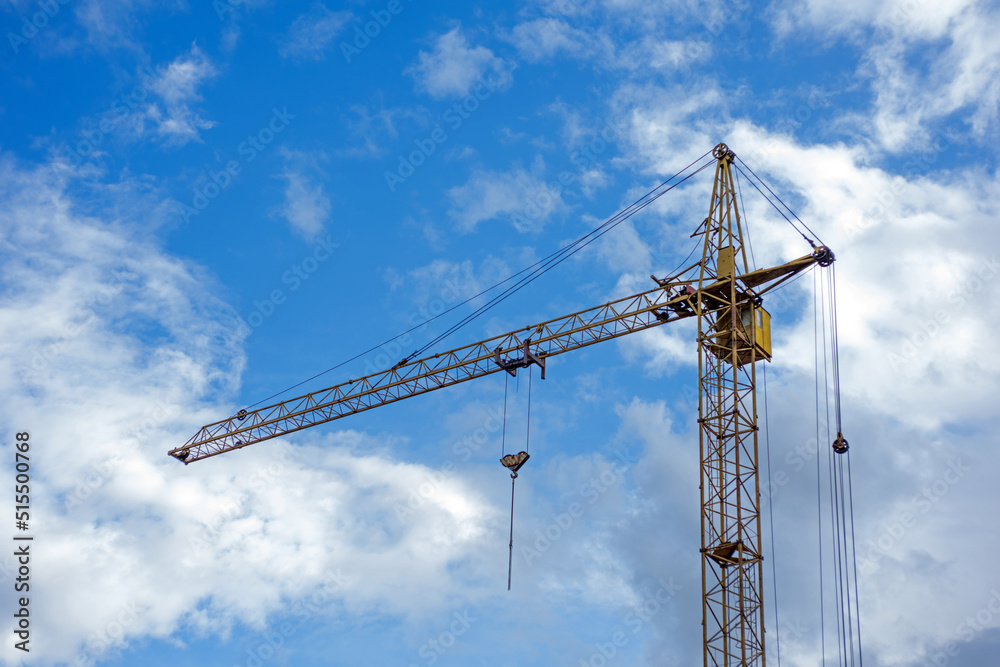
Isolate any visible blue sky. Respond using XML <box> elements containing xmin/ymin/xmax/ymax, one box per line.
<box><xmin>1</xmin><ymin>0</ymin><xmax>999</xmax><ymax>665</ymax></box>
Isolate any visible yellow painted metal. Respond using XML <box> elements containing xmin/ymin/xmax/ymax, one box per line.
<box><xmin>745</xmin><ymin>306</ymin><xmax>771</xmax><ymax>362</ymax></box>
<box><xmin>170</xmin><ymin>253</ymin><xmax>815</xmax><ymax>464</ymax></box>
<box><xmin>697</xmin><ymin>143</ymin><xmax>766</xmax><ymax>666</ymax></box>
<box><xmin>718</xmin><ymin>246</ymin><xmax>735</xmax><ymax>279</ymax></box>
<box><xmin>170</xmin><ymin>143</ymin><xmax>832</xmax><ymax>666</ymax></box>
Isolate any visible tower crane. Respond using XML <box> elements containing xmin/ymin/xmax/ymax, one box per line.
<box><xmin>170</xmin><ymin>144</ymin><xmax>838</xmax><ymax>666</ymax></box>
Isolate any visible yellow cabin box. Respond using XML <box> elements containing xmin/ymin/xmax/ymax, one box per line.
<box><xmin>711</xmin><ymin>246</ymin><xmax>773</xmax><ymax>365</ymax></box>
<box><xmin>712</xmin><ymin>303</ymin><xmax>772</xmax><ymax>366</ymax></box>
<box><xmin>739</xmin><ymin>304</ymin><xmax>772</xmax><ymax>363</ymax></box>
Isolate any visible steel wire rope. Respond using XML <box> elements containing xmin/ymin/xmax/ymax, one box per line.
<box><xmin>525</xmin><ymin>365</ymin><xmax>532</xmax><ymax>454</ymax></box>
<box><xmin>405</xmin><ymin>155</ymin><xmax>717</xmax><ymax>361</ymax></box>
<box><xmin>820</xmin><ymin>270</ymin><xmax>847</xmax><ymax>667</ymax></box>
<box><xmin>651</xmin><ymin>232</ymin><xmax>701</xmax><ymax>282</ymax></box>
<box><xmin>761</xmin><ymin>262</ymin><xmax>814</xmax><ymax>301</ymax></box>
<box><xmin>501</xmin><ymin>373</ymin><xmax>508</xmax><ymax>457</ymax></box>
<box><xmin>507</xmin><ymin>473</ymin><xmax>517</xmax><ymax>591</ymax></box>
<box><xmin>827</xmin><ymin>265</ymin><xmax>858</xmax><ymax>666</ymax></box>
<box><xmin>831</xmin><ymin>269</ymin><xmax>853</xmax><ymax>667</ymax></box>
<box><xmin>659</xmin><ymin>236</ymin><xmax>702</xmax><ymax>284</ymax></box>
<box><xmin>734</xmin><ymin>163</ymin><xmax>810</xmax><ymax>245</ymax></box>
<box><xmin>738</xmin><ymin>160</ymin><xmax>779</xmax><ymax>664</ymax></box>
<box><xmin>814</xmin><ymin>269</ymin><xmax>827</xmax><ymax>666</ymax></box>
<box><xmin>408</xmin><ymin>155</ymin><xmax>717</xmax><ymax>357</ymax></box>
<box><xmin>847</xmin><ymin>448</ymin><xmax>864</xmax><ymax>665</ymax></box>
<box><xmin>245</xmin><ymin>151</ymin><xmax>715</xmax><ymax>410</ymax></box>
<box><xmin>830</xmin><ymin>264</ymin><xmax>843</xmax><ymax>432</ymax></box>
<box><xmin>734</xmin><ymin>158</ymin><xmax>825</xmax><ymax>247</ymax></box>
<box><xmin>734</xmin><ymin>166</ymin><xmax>757</xmax><ymax>271</ymax></box>
<box><xmin>243</xmin><ymin>244</ymin><xmax>608</xmax><ymax>409</ymax></box>
<box><xmin>839</xmin><ymin>453</ymin><xmax>854</xmax><ymax>667</ymax></box>
<box><xmin>822</xmin><ymin>268</ymin><xmax>849</xmax><ymax>666</ymax></box>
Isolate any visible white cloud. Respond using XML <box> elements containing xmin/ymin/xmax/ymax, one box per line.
<box><xmin>143</xmin><ymin>44</ymin><xmax>219</xmax><ymax>146</ymax></box>
<box><xmin>865</xmin><ymin>1</ymin><xmax>1000</xmax><ymax>149</ymax></box>
<box><xmin>405</xmin><ymin>27</ymin><xmax>513</xmax><ymax>99</ymax></box>
<box><xmin>577</xmin><ymin>75</ymin><xmax>1000</xmax><ymax>660</ymax></box>
<box><xmin>381</xmin><ymin>255</ymin><xmax>519</xmax><ymax>337</ymax></box>
<box><xmin>447</xmin><ymin>160</ymin><xmax>564</xmax><ymax>233</ymax></box>
<box><xmin>613</xmin><ymin>89</ymin><xmax>1000</xmax><ymax>428</ymax></box>
<box><xmin>507</xmin><ymin>18</ymin><xmax>610</xmax><ymax>63</ymax></box>
<box><xmin>0</xmin><ymin>154</ymin><xmax>506</xmax><ymax>665</ymax></box>
<box><xmin>769</xmin><ymin>0</ymin><xmax>1000</xmax><ymax>151</ymax></box>
<box><xmin>279</xmin><ymin>4</ymin><xmax>353</xmax><ymax>60</ymax></box>
<box><xmin>50</xmin><ymin>0</ymin><xmax>158</xmax><ymax>54</ymax></box>
<box><xmin>150</xmin><ymin>46</ymin><xmax>215</xmax><ymax>107</ymax></box>
<box><xmin>613</xmin><ymin>82</ymin><xmax>723</xmax><ymax>176</ymax></box>
<box><xmin>277</xmin><ymin>174</ymin><xmax>331</xmax><ymax>239</ymax></box>
<box><xmin>505</xmin><ymin>18</ymin><xmax>704</xmax><ymax>72</ymax></box>
<box><xmin>342</xmin><ymin>98</ymin><xmax>431</xmax><ymax>158</ymax></box>
<box><xmin>274</xmin><ymin>150</ymin><xmax>332</xmax><ymax>239</ymax></box>
<box><xmin>675</xmin><ymin>129</ymin><xmax>1000</xmax><ymax>661</ymax></box>
<box><xmin>735</xmin><ymin>135</ymin><xmax>1000</xmax><ymax>428</ymax></box>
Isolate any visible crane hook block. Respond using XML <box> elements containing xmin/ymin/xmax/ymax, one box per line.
<box><xmin>501</xmin><ymin>451</ymin><xmax>530</xmax><ymax>476</ymax></box>
<box><xmin>832</xmin><ymin>432</ymin><xmax>849</xmax><ymax>454</ymax></box>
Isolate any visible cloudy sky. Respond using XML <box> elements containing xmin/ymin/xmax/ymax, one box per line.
<box><xmin>1</xmin><ymin>0</ymin><xmax>998</xmax><ymax>665</ymax></box>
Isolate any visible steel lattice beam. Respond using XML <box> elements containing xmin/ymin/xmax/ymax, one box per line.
<box><xmin>172</xmin><ymin>246</ymin><xmax>818</xmax><ymax>466</ymax></box>
<box><xmin>172</xmin><ymin>279</ymin><xmax>707</xmax><ymax>463</ymax></box>
<box><xmin>698</xmin><ymin>145</ymin><xmax>766</xmax><ymax>666</ymax></box>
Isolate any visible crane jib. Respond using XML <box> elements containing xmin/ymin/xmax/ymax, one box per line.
<box><xmin>169</xmin><ymin>250</ymin><xmax>821</xmax><ymax>465</ymax></box>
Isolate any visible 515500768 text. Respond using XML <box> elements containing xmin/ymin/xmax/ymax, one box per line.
<box><xmin>13</xmin><ymin>431</ymin><xmax>32</xmax><ymax>653</ymax></box>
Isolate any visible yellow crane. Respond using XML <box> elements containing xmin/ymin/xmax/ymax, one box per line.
<box><xmin>170</xmin><ymin>144</ymin><xmax>838</xmax><ymax>666</ymax></box>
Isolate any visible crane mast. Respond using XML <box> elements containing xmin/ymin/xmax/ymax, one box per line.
<box><xmin>170</xmin><ymin>144</ymin><xmax>834</xmax><ymax>667</ymax></box>
<box><xmin>698</xmin><ymin>143</ymin><xmax>765</xmax><ymax>665</ymax></box>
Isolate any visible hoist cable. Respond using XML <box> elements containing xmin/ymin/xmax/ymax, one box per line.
<box><xmin>847</xmin><ymin>449</ymin><xmax>864</xmax><ymax>665</ymax></box>
<box><xmin>824</xmin><ymin>267</ymin><xmax>851</xmax><ymax>666</ymax></box>
<box><xmin>840</xmin><ymin>454</ymin><xmax>855</xmax><ymax>667</ymax></box>
<box><xmin>501</xmin><ymin>373</ymin><xmax>508</xmax><ymax>457</ymax></box>
<box><xmin>652</xmin><ymin>234</ymin><xmax>700</xmax><ymax>282</ymax></box>
<box><xmin>507</xmin><ymin>475</ymin><xmax>516</xmax><ymax>591</ymax></box>
<box><xmin>733</xmin><ymin>163</ymin><xmax>811</xmax><ymax>245</ymax></box>
<box><xmin>406</xmin><ymin>155</ymin><xmax>717</xmax><ymax>361</ymax></box>
<box><xmin>734</xmin><ymin>157</ymin><xmax>825</xmax><ymax>247</ymax></box>
<box><xmin>831</xmin><ymin>271</ymin><xmax>852</xmax><ymax>667</ymax></box>
<box><xmin>830</xmin><ymin>264</ymin><xmax>843</xmax><ymax>433</ymax></box>
<box><xmin>239</xmin><ymin>150</ymin><xmax>713</xmax><ymax>411</ymax></box>
<box><xmin>245</xmin><ymin>228</ymin><xmax>627</xmax><ymax>409</ymax></box>
<box><xmin>821</xmin><ymin>276</ymin><xmax>841</xmax><ymax>666</ymax></box>
<box><xmin>659</xmin><ymin>237</ymin><xmax>701</xmax><ymax>284</ymax></box>
<box><xmin>734</xmin><ymin>165</ymin><xmax>757</xmax><ymax>271</ymax></box>
<box><xmin>820</xmin><ymin>273</ymin><xmax>845</xmax><ymax>667</ymax></box>
<box><xmin>828</xmin><ymin>263</ymin><xmax>860</xmax><ymax>666</ymax></box>
<box><xmin>408</xmin><ymin>156</ymin><xmax>716</xmax><ymax>360</ymax></box>
<box><xmin>525</xmin><ymin>366</ymin><xmax>533</xmax><ymax>454</ymax></box>
<box><xmin>814</xmin><ymin>269</ymin><xmax>827</xmax><ymax>666</ymax></box>
<box><xmin>742</xmin><ymin>163</ymin><xmax>780</xmax><ymax>664</ymax></box>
